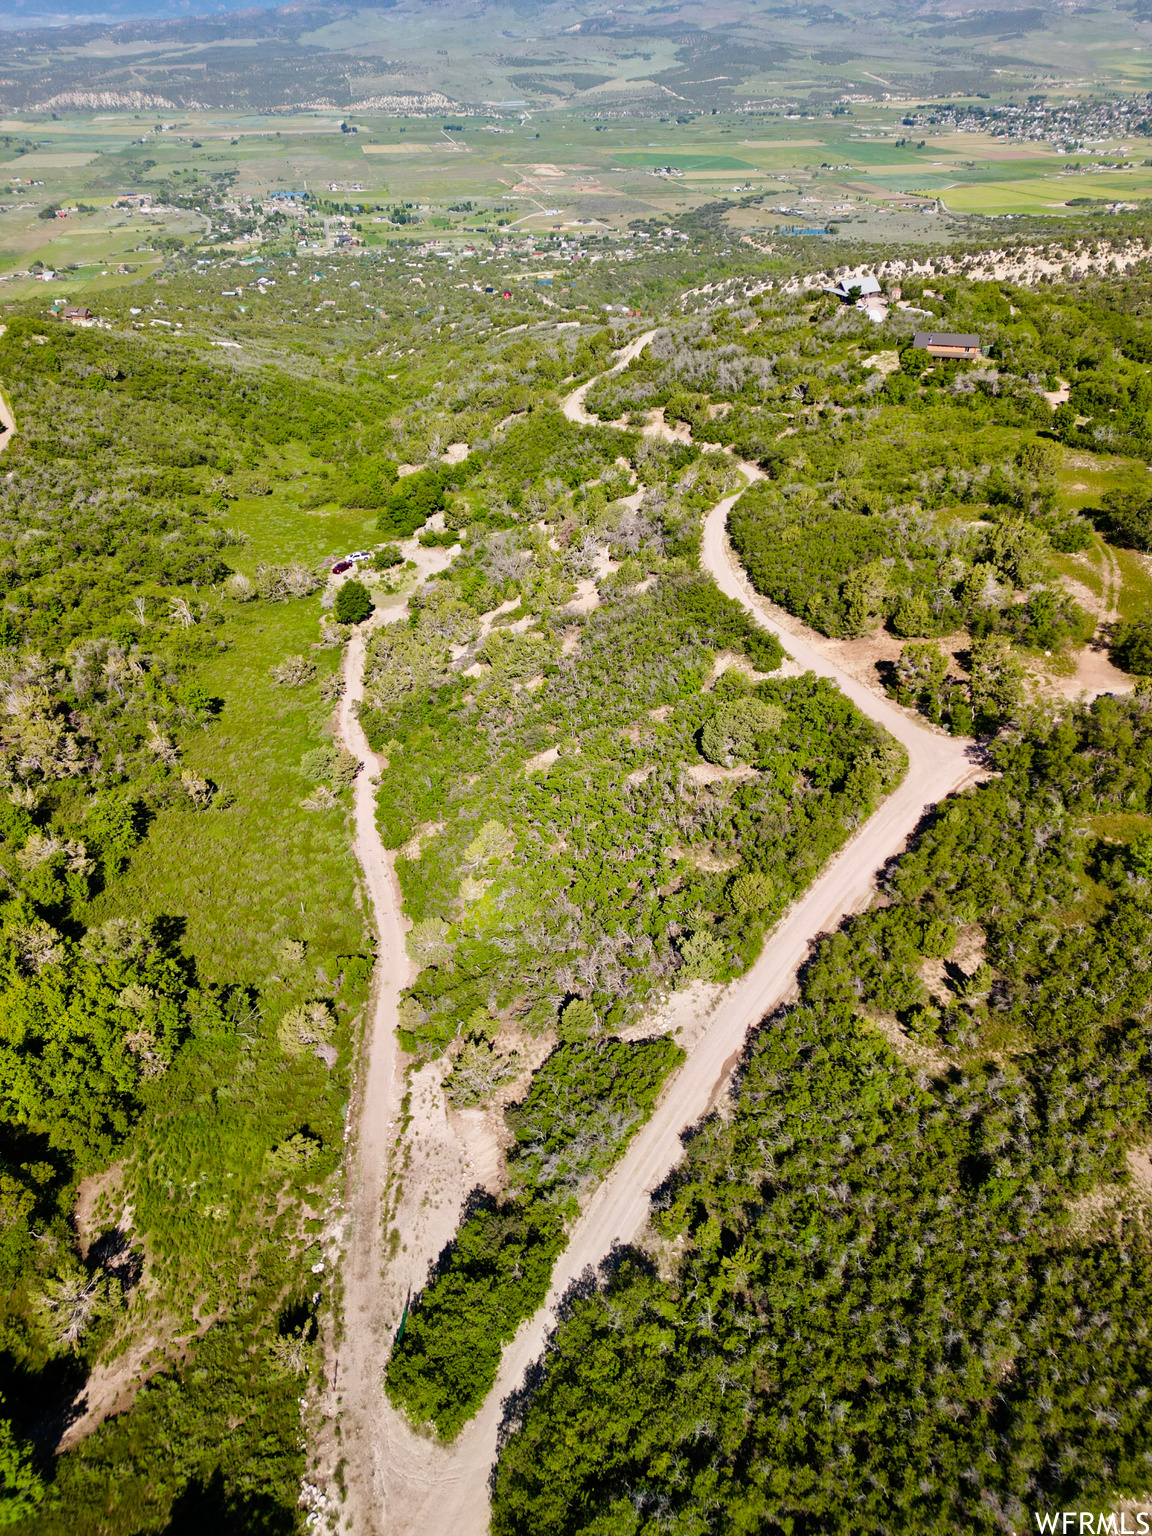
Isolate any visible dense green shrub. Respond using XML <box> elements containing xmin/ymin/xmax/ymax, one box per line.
<box><xmin>0</xmin><ymin>926</ymin><xmax>191</xmax><ymax>1160</ymax></box>
<box><xmin>26</xmin><ymin>1313</ymin><xmax>309</xmax><ymax>1534</ymax></box>
<box><xmin>372</xmin><ymin>544</ymin><xmax>404</xmax><ymax>570</ymax></box>
<box><xmin>506</xmin><ymin>1036</ymin><xmax>684</xmax><ymax>1197</ymax></box>
<box><xmin>384</xmin><ymin>1197</ymin><xmax>567</xmax><ymax>1440</ymax></box>
<box><xmin>1097</xmin><ymin>487</ymin><xmax>1152</xmax><ymax>551</ymax></box>
<box><xmin>728</xmin><ymin>488</ymin><xmax>935</xmax><ymax>639</ymax></box>
<box><xmin>333</xmin><ymin>579</ymin><xmax>373</xmax><ymax>625</ymax></box>
<box><xmin>371</xmin><ymin>582</ymin><xmax>899</xmax><ymax>1057</ymax></box>
<box><xmin>377</xmin><ymin>468</ymin><xmax>446</xmax><ymax>537</ymax></box>
<box><xmin>385</xmin><ymin>1033</ymin><xmax>683</xmax><ymax>1438</ymax></box>
<box><xmin>482</xmin><ymin>409</ymin><xmax>639</xmax><ymax>499</ymax></box>
<box><xmin>491</xmin><ymin>693</ymin><xmax>1152</xmax><ymax>1534</ymax></box>
<box><xmin>1112</xmin><ymin>614</ymin><xmax>1152</xmax><ymax>675</ymax></box>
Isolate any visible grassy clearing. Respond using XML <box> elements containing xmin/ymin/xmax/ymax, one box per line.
<box><xmin>225</xmin><ymin>464</ymin><xmax>379</xmax><ymax>570</ymax></box>
<box><xmin>1083</xmin><ymin>810</ymin><xmax>1152</xmax><ymax>842</ymax></box>
<box><xmin>1112</xmin><ymin>546</ymin><xmax>1152</xmax><ymax>621</ymax></box>
<box><xmin>1055</xmin><ymin>457</ymin><xmax>1152</xmax><ymax>622</ymax></box>
<box><xmin>87</xmin><ymin>462</ymin><xmax>376</xmax><ymax>982</ymax></box>
<box><xmin>1051</xmin><ymin>545</ymin><xmax>1107</xmax><ymax>600</ymax></box>
<box><xmin>86</xmin><ymin>595</ymin><xmax>364</xmax><ymax>987</ymax></box>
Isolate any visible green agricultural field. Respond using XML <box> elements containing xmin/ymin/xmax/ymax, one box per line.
<box><xmin>5</xmin><ymin>91</ymin><xmax>1152</xmax><ymax>291</ymax></box>
<box><xmin>613</xmin><ymin>153</ymin><xmax>760</xmax><ymax>172</ymax></box>
<box><xmin>944</xmin><ymin>171</ymin><xmax>1152</xmax><ymax>215</ymax></box>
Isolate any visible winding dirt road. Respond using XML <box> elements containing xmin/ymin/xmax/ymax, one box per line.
<box><xmin>563</xmin><ymin>328</ymin><xmax>657</xmax><ymax>425</ymax></box>
<box><xmin>336</xmin><ymin>622</ymin><xmax>413</xmax><ymax>1530</ymax></box>
<box><xmin>336</xmin><ymin>339</ymin><xmax>985</xmax><ymax>1536</ymax></box>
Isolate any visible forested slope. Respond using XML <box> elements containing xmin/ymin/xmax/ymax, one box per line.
<box><xmin>0</xmin><ymin>315</ymin><xmax>383</xmax><ymax>1531</ymax></box>
<box><xmin>362</xmin><ymin>378</ymin><xmax>907</xmax><ymax>1440</ymax></box>
<box><xmin>491</xmin><ymin>692</ymin><xmax>1152</xmax><ymax>1534</ymax></box>
<box><xmin>4</xmin><ymin>216</ymin><xmax>1152</xmax><ymax>1532</ymax></box>
<box><xmin>0</xmin><ymin>249</ymin><xmax>913</xmax><ymax>1527</ymax></box>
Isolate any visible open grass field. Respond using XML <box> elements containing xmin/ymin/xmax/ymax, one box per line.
<box><xmin>86</xmin><ymin>598</ymin><xmax>364</xmax><ymax>987</ymax></box>
<box><xmin>87</xmin><ymin>473</ymin><xmax>378</xmax><ymax>988</ymax></box>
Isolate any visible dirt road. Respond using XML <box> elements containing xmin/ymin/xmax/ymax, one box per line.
<box><xmin>335</xmin><ymin>621</ymin><xmax>413</xmax><ymax>1532</ymax></box>
<box><xmin>562</xmin><ymin>329</ymin><xmax>657</xmax><ymax>425</ymax></box>
<box><xmin>0</xmin><ymin>384</ymin><xmax>15</xmax><ymax>453</ymax></box>
<box><xmin>376</xmin><ymin>519</ymin><xmax>982</xmax><ymax>1536</ymax></box>
<box><xmin>336</xmin><ymin>351</ymin><xmax>985</xmax><ymax>1536</ymax></box>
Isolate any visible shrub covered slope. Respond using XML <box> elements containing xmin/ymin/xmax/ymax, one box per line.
<box><xmin>491</xmin><ymin>692</ymin><xmax>1152</xmax><ymax>1534</ymax></box>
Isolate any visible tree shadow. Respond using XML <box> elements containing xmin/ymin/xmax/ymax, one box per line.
<box><xmin>415</xmin><ymin>1184</ymin><xmax>492</xmax><ymax>1297</ymax></box>
<box><xmin>491</xmin><ymin>1242</ymin><xmax>655</xmax><ymax>1488</ymax></box>
<box><xmin>875</xmin><ymin>657</ymin><xmax>899</xmax><ymax>695</ymax></box>
<box><xmin>152</xmin><ymin>912</ymin><xmax>188</xmax><ymax>950</ymax></box>
<box><xmin>165</xmin><ymin>1468</ymin><xmax>297</xmax><ymax>1535</ymax></box>
<box><xmin>88</xmin><ymin>1226</ymin><xmax>144</xmax><ymax>1290</ymax></box>
<box><xmin>3</xmin><ymin>1350</ymin><xmax>89</xmax><ymax>1462</ymax></box>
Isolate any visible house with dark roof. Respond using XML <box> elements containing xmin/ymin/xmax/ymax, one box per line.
<box><xmin>912</xmin><ymin>331</ymin><xmax>982</xmax><ymax>360</ymax></box>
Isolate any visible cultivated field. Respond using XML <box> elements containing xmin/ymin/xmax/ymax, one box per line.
<box><xmin>7</xmin><ymin>98</ymin><xmax>1152</xmax><ymax>301</ymax></box>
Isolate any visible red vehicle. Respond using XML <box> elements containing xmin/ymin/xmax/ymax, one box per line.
<box><xmin>331</xmin><ymin>559</ymin><xmax>353</xmax><ymax>575</ymax></box>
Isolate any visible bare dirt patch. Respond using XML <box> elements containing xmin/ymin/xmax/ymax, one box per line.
<box><xmin>1065</xmin><ymin>1145</ymin><xmax>1152</xmax><ymax>1242</ymax></box>
<box><xmin>73</xmin><ymin>1163</ymin><xmax>126</xmax><ymax>1256</ymax></box>
<box><xmin>59</xmin><ymin>1171</ymin><xmax>213</xmax><ymax>1453</ymax></box>
<box><xmin>685</xmin><ymin>762</ymin><xmax>758</xmax><ymax>785</ymax></box>
<box><xmin>398</xmin><ymin>821</ymin><xmax>443</xmax><ymax>861</ymax></box>
<box><xmin>393</xmin><ymin>1059</ymin><xmax>501</xmax><ymax>1306</ymax></box>
<box><xmin>951</xmin><ymin>924</ymin><xmax>986</xmax><ymax>975</ymax></box>
<box><xmin>57</xmin><ymin>1318</ymin><xmax>209</xmax><ymax>1453</ymax></box>
<box><xmin>861</xmin><ymin>1009</ymin><xmax>955</xmax><ymax>1078</ymax></box>
<box><xmin>563</xmin><ymin>577</ymin><xmax>601</xmax><ymax>615</ymax></box>
<box><xmin>0</xmin><ymin>385</ymin><xmax>15</xmax><ymax>455</ymax></box>
<box><xmin>642</xmin><ymin>405</ymin><xmax>692</xmax><ymax>444</ymax></box>
<box><xmin>57</xmin><ymin>1161</ymin><xmax>202</xmax><ymax>1452</ymax></box>
<box><xmin>683</xmin><ymin>843</ymin><xmax>742</xmax><ymax>873</ymax></box>
<box><xmin>1128</xmin><ymin>1143</ymin><xmax>1152</xmax><ymax>1201</ymax></box>
<box><xmin>617</xmin><ymin>978</ymin><xmax>725</xmax><ymax>1053</ymax></box>
<box><xmin>704</xmin><ymin>649</ymin><xmax>765</xmax><ymax>690</ymax></box>
<box><xmin>1040</xmin><ymin>642</ymin><xmax>1134</xmax><ymax>704</ymax></box>
<box><xmin>524</xmin><ymin>746</ymin><xmax>560</xmax><ymax>775</ymax></box>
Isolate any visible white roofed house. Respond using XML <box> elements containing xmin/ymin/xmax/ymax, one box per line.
<box><xmin>826</xmin><ymin>274</ymin><xmax>882</xmax><ymax>300</ymax></box>
<box><xmin>824</xmin><ymin>273</ymin><xmax>888</xmax><ymax>322</ymax></box>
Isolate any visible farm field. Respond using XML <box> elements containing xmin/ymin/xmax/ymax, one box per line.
<box><xmin>7</xmin><ymin>96</ymin><xmax>1152</xmax><ymax>298</ymax></box>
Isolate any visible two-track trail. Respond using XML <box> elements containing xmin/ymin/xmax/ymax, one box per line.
<box><xmin>335</xmin><ymin>618</ymin><xmax>413</xmax><ymax>1529</ymax></box>
<box><xmin>336</xmin><ymin>339</ymin><xmax>985</xmax><ymax>1536</ymax></box>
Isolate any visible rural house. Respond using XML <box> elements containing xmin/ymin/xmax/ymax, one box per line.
<box><xmin>912</xmin><ymin>331</ymin><xmax>983</xmax><ymax>360</ymax></box>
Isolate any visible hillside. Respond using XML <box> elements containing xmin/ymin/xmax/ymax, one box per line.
<box><xmin>0</xmin><ymin>120</ymin><xmax>1149</xmax><ymax>1533</ymax></box>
